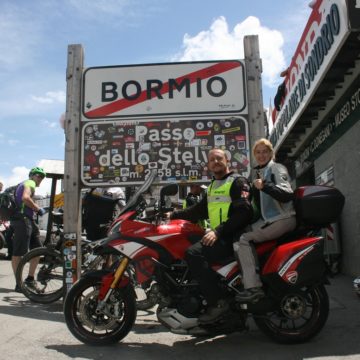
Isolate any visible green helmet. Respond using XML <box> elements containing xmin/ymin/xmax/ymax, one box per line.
<box><xmin>29</xmin><ymin>167</ymin><xmax>46</xmax><ymax>178</ymax></box>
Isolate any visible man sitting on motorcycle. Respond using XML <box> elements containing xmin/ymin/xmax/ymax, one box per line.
<box><xmin>169</xmin><ymin>148</ymin><xmax>253</xmax><ymax>324</ymax></box>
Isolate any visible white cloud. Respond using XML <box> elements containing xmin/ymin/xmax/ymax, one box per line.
<box><xmin>31</xmin><ymin>91</ymin><xmax>66</xmax><ymax>105</ymax></box>
<box><xmin>8</xmin><ymin>139</ymin><xmax>20</xmax><ymax>146</ymax></box>
<box><xmin>172</xmin><ymin>16</ymin><xmax>286</xmax><ymax>88</ymax></box>
<box><xmin>170</xmin><ymin>15</ymin><xmax>294</xmax><ymax>132</ymax></box>
<box><xmin>43</xmin><ymin>121</ymin><xmax>59</xmax><ymax>129</ymax></box>
<box><xmin>0</xmin><ymin>4</ymin><xmax>41</xmax><ymax>71</ymax></box>
<box><xmin>37</xmin><ymin>177</ymin><xmax>57</xmax><ymax>197</ymax></box>
<box><xmin>2</xmin><ymin>166</ymin><xmax>59</xmax><ymax>197</ymax></box>
<box><xmin>0</xmin><ymin>90</ymin><xmax>65</xmax><ymax>118</ymax></box>
<box><xmin>0</xmin><ymin>135</ymin><xmax>20</xmax><ymax>147</ymax></box>
<box><xmin>272</xmin><ymin>1</ymin><xmax>312</xmax><ymax>63</ymax></box>
<box><xmin>2</xmin><ymin>166</ymin><xmax>29</xmax><ymax>191</ymax></box>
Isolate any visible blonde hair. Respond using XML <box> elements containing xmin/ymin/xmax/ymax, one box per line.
<box><xmin>252</xmin><ymin>138</ymin><xmax>275</xmax><ymax>160</ymax></box>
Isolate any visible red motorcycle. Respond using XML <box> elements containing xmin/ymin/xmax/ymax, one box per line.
<box><xmin>64</xmin><ymin>171</ymin><xmax>345</xmax><ymax>346</ymax></box>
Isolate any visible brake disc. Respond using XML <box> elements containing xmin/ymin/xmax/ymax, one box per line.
<box><xmin>79</xmin><ymin>289</ymin><xmax>119</xmax><ymax>331</ymax></box>
<box><xmin>280</xmin><ymin>292</ymin><xmax>307</xmax><ymax>319</ymax></box>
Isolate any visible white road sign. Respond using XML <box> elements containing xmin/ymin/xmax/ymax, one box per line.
<box><xmin>82</xmin><ymin>60</ymin><xmax>247</xmax><ymax>119</ymax></box>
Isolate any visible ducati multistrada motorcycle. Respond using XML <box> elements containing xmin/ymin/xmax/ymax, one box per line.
<box><xmin>64</xmin><ymin>171</ymin><xmax>345</xmax><ymax>346</ymax></box>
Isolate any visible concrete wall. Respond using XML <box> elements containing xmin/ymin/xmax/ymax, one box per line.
<box><xmin>314</xmin><ymin>119</ymin><xmax>360</xmax><ymax>275</ymax></box>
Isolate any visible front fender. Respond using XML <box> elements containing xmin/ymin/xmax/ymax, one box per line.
<box><xmin>81</xmin><ymin>269</ymin><xmax>131</xmax><ymax>300</ymax></box>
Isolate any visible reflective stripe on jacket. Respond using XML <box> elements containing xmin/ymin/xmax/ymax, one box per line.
<box><xmin>207</xmin><ymin>175</ymin><xmax>235</xmax><ymax>229</ymax></box>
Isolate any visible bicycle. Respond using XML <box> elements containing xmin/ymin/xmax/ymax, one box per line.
<box><xmin>16</xmin><ymin>233</ymin><xmax>157</xmax><ymax>308</ymax></box>
<box><xmin>16</xmin><ymin>194</ymin><xmax>158</xmax><ymax>309</ymax></box>
<box><xmin>15</xmin><ymin>192</ymin><xmax>119</xmax><ymax>304</ymax></box>
<box><xmin>15</xmin><ymin>211</ymin><xmax>109</xmax><ymax>303</ymax></box>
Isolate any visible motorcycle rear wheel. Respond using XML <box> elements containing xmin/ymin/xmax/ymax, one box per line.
<box><xmin>16</xmin><ymin>247</ymin><xmax>64</xmax><ymax>304</ymax></box>
<box><xmin>254</xmin><ymin>284</ymin><xmax>329</xmax><ymax>344</ymax></box>
<box><xmin>64</xmin><ymin>274</ymin><xmax>137</xmax><ymax>345</ymax></box>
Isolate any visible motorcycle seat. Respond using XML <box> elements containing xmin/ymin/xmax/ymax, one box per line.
<box><xmin>275</xmin><ymin>225</ymin><xmax>321</xmax><ymax>245</ymax></box>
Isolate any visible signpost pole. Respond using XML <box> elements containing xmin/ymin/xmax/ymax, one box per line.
<box><xmin>64</xmin><ymin>44</ymin><xmax>84</xmax><ymax>289</ymax></box>
<box><xmin>244</xmin><ymin>35</ymin><xmax>265</xmax><ymax>169</ymax></box>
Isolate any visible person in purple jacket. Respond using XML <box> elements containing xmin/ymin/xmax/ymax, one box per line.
<box><xmin>11</xmin><ymin>167</ymin><xmax>47</xmax><ymax>292</ymax></box>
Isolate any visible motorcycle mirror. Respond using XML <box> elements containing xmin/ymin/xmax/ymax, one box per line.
<box><xmin>160</xmin><ymin>183</ymin><xmax>178</xmax><ymax>197</ymax></box>
<box><xmin>160</xmin><ymin>183</ymin><xmax>178</xmax><ymax>212</ymax></box>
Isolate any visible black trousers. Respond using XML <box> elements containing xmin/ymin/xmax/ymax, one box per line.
<box><xmin>185</xmin><ymin>238</ymin><xmax>234</xmax><ymax>306</ymax></box>
<box><xmin>5</xmin><ymin>225</ymin><xmax>14</xmax><ymax>257</ymax></box>
<box><xmin>11</xmin><ymin>217</ymin><xmax>41</xmax><ymax>256</ymax></box>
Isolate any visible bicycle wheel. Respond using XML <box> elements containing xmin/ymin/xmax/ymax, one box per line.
<box><xmin>16</xmin><ymin>247</ymin><xmax>64</xmax><ymax>303</ymax></box>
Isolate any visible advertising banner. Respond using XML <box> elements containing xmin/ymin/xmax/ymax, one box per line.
<box><xmin>270</xmin><ymin>0</ymin><xmax>349</xmax><ymax>149</ymax></box>
<box><xmin>81</xmin><ymin>116</ymin><xmax>250</xmax><ymax>186</ymax></box>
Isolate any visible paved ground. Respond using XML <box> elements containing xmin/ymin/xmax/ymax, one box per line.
<box><xmin>1</xmin><ymin>251</ymin><xmax>360</xmax><ymax>360</ymax></box>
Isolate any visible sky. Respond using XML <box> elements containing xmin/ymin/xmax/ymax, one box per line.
<box><xmin>0</xmin><ymin>0</ymin><xmax>314</xmax><ymax>196</ymax></box>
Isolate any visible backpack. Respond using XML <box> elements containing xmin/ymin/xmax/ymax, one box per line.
<box><xmin>0</xmin><ymin>185</ymin><xmax>19</xmax><ymax>221</ymax></box>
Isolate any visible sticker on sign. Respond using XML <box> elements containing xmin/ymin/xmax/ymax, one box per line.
<box><xmin>82</xmin><ymin>60</ymin><xmax>247</xmax><ymax>119</ymax></box>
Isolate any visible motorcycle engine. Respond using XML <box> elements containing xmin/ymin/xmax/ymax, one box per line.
<box><xmin>157</xmin><ymin>285</ymin><xmax>204</xmax><ymax>334</ymax></box>
<box><xmin>176</xmin><ymin>295</ymin><xmax>201</xmax><ymax>318</ymax></box>
<box><xmin>159</xmin><ymin>260</ymin><xmax>203</xmax><ymax>317</ymax></box>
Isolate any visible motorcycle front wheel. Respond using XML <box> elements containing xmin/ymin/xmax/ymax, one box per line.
<box><xmin>254</xmin><ymin>284</ymin><xmax>329</xmax><ymax>344</ymax></box>
<box><xmin>63</xmin><ymin>273</ymin><xmax>137</xmax><ymax>345</ymax></box>
<box><xmin>16</xmin><ymin>247</ymin><xmax>64</xmax><ymax>304</ymax></box>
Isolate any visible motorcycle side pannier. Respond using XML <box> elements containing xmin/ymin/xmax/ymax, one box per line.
<box><xmin>294</xmin><ymin>185</ymin><xmax>345</xmax><ymax>226</ymax></box>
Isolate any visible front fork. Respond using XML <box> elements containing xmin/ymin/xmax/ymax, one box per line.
<box><xmin>96</xmin><ymin>257</ymin><xmax>129</xmax><ymax>314</ymax></box>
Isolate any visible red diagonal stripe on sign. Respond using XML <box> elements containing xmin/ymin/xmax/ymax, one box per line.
<box><xmin>84</xmin><ymin>61</ymin><xmax>241</xmax><ymax>118</ymax></box>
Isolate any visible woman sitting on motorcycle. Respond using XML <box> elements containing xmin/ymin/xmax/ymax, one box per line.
<box><xmin>234</xmin><ymin>138</ymin><xmax>297</xmax><ymax>302</ymax></box>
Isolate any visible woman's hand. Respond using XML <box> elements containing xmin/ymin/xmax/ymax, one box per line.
<box><xmin>253</xmin><ymin>178</ymin><xmax>264</xmax><ymax>190</ymax></box>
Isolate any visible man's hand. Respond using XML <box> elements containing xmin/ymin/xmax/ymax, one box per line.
<box><xmin>37</xmin><ymin>208</ymin><xmax>46</xmax><ymax>216</ymax></box>
<box><xmin>201</xmin><ymin>230</ymin><xmax>218</xmax><ymax>246</ymax></box>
